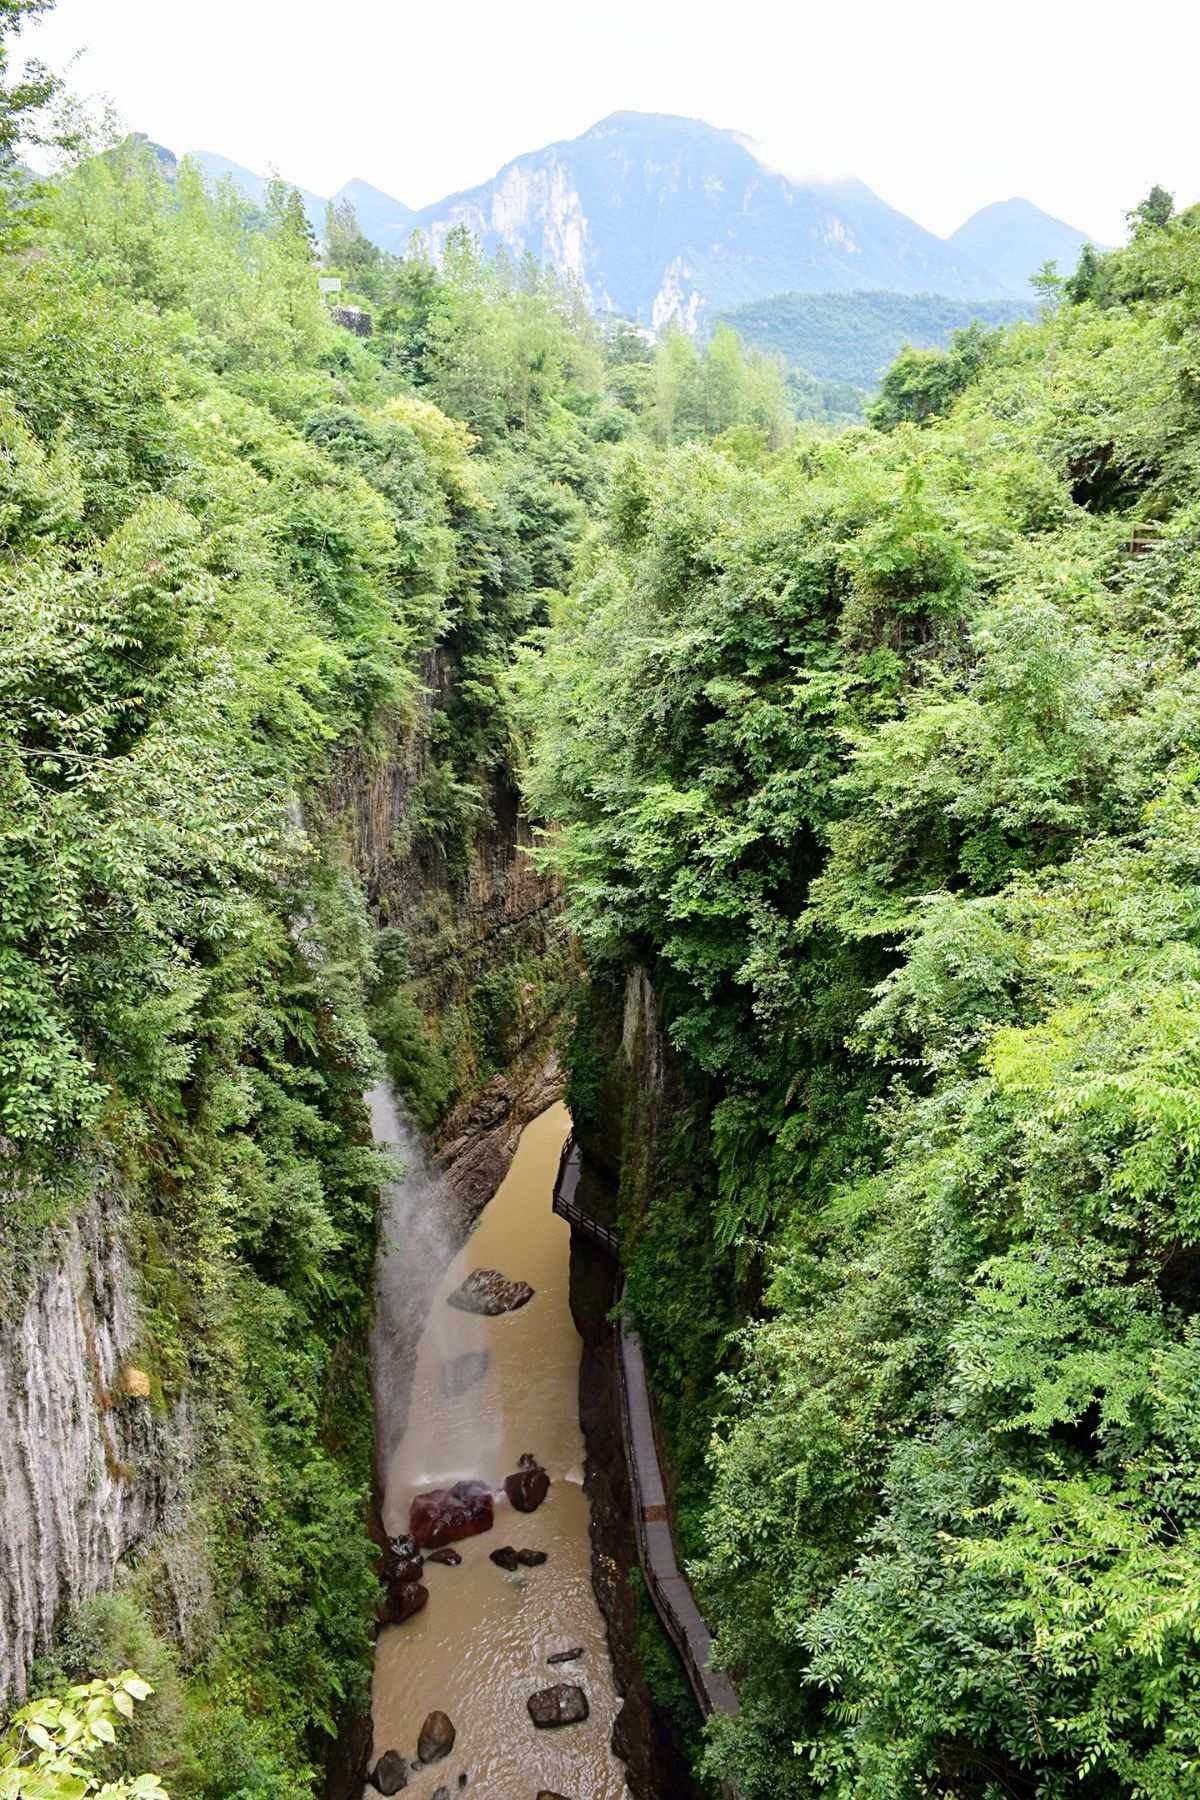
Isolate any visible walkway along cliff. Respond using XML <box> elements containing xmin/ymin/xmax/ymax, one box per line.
<box><xmin>555</xmin><ymin>1139</ymin><xmax>741</xmax><ymax>1727</ymax></box>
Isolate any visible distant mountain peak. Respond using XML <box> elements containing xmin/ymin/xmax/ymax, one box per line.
<box><xmin>949</xmin><ymin>196</ymin><xmax>1096</xmax><ymax>296</ymax></box>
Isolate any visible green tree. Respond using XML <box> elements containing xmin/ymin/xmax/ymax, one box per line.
<box><xmin>1</xmin><ymin>1674</ymin><xmax>166</xmax><ymax>1799</ymax></box>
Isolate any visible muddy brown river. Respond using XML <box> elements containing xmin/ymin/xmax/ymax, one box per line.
<box><xmin>371</xmin><ymin>1101</ymin><xmax>625</xmax><ymax>1798</ymax></box>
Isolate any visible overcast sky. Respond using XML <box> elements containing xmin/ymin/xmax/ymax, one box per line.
<box><xmin>18</xmin><ymin>0</ymin><xmax>1199</xmax><ymax>243</ymax></box>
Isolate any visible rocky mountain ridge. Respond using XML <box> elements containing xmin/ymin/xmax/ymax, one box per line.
<box><xmin>187</xmin><ymin>112</ymin><xmax>1095</xmax><ymax>325</ymax></box>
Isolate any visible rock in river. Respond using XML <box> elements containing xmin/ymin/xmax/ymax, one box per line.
<box><xmin>527</xmin><ymin>1684</ymin><xmax>589</xmax><ymax>1728</ymax></box>
<box><xmin>504</xmin><ymin>1452</ymin><xmax>550</xmax><ymax>1513</ymax></box>
<box><xmin>440</xmin><ymin>1349</ymin><xmax>490</xmax><ymax>1397</ymax></box>
<box><xmin>489</xmin><ymin>1545</ymin><xmax>520</xmax><ymax>1571</ymax></box>
<box><xmin>546</xmin><ymin>1647</ymin><xmax>583</xmax><ymax>1665</ymax></box>
<box><xmin>411</xmin><ymin>1480</ymin><xmax>494</xmax><ymax>1550</ymax></box>
<box><xmin>417</xmin><ymin>1710</ymin><xmax>456</xmax><ymax>1764</ymax></box>
<box><xmin>516</xmin><ymin>1547</ymin><xmax>547</xmax><ymax>1566</ymax></box>
<box><xmin>425</xmin><ymin>1546</ymin><xmax>462</xmax><ymax>1566</ymax></box>
<box><xmin>368</xmin><ymin>1749</ymin><xmax>408</xmax><ymax>1793</ymax></box>
<box><xmin>378</xmin><ymin>1581</ymin><xmax>428</xmax><ymax>1626</ymax></box>
<box><xmin>382</xmin><ymin>1533</ymin><xmax>423</xmax><ymax>1587</ymax></box>
<box><xmin>446</xmin><ymin>1268</ymin><xmax>535</xmax><ymax>1315</ymax></box>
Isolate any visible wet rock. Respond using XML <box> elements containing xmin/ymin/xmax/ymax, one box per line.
<box><xmin>446</xmin><ymin>1268</ymin><xmax>535</xmax><ymax>1315</ymax></box>
<box><xmin>536</xmin><ymin>1792</ymin><xmax>573</xmax><ymax>1799</ymax></box>
<box><xmin>425</xmin><ymin>1546</ymin><xmax>462</xmax><ymax>1566</ymax></box>
<box><xmin>411</xmin><ymin>1481</ymin><xmax>494</xmax><ymax>1549</ymax></box>
<box><xmin>368</xmin><ymin>1749</ymin><xmax>408</xmax><ymax>1793</ymax></box>
<box><xmin>516</xmin><ymin>1548</ymin><xmax>547</xmax><ymax>1566</ymax></box>
<box><xmin>417</xmin><ymin>1710</ymin><xmax>456</xmax><ymax>1764</ymax></box>
<box><xmin>526</xmin><ymin>1684</ymin><xmax>589</xmax><ymax>1728</ymax></box>
<box><xmin>377</xmin><ymin>1581</ymin><xmax>428</xmax><ymax>1626</ymax></box>
<box><xmin>489</xmin><ymin>1545</ymin><xmax>520</xmax><ymax>1571</ymax></box>
<box><xmin>440</xmin><ymin>1350</ymin><xmax>490</xmax><ymax>1397</ymax></box>
<box><xmin>382</xmin><ymin>1533</ymin><xmax>423</xmax><ymax>1587</ymax></box>
<box><xmin>546</xmin><ymin>1647</ymin><xmax>583</xmax><ymax>1665</ymax></box>
<box><xmin>504</xmin><ymin>1452</ymin><xmax>550</xmax><ymax>1513</ymax></box>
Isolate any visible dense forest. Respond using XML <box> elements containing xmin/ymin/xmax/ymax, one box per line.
<box><xmin>4</xmin><ymin>2</ymin><xmax>1200</xmax><ymax>1795</ymax></box>
<box><xmin>520</xmin><ymin>187</ymin><xmax>1200</xmax><ymax>1797</ymax></box>
<box><xmin>716</xmin><ymin>290</ymin><xmax>1038</xmax><ymax>418</ymax></box>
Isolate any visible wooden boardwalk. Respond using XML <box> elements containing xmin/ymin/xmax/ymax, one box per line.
<box><xmin>553</xmin><ymin>1138</ymin><xmax>740</xmax><ymax>1724</ymax></box>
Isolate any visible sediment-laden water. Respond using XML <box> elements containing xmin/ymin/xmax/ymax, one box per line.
<box><xmin>370</xmin><ymin>1100</ymin><xmax>625</xmax><ymax>1798</ymax></box>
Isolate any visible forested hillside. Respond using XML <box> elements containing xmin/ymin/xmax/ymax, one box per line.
<box><xmin>519</xmin><ymin>193</ymin><xmax>1200</xmax><ymax>1797</ymax></box>
<box><xmin>716</xmin><ymin>289</ymin><xmax>1036</xmax><ymax>392</ymax></box>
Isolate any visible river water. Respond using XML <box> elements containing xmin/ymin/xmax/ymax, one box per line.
<box><xmin>370</xmin><ymin>1099</ymin><xmax>626</xmax><ymax>1798</ymax></box>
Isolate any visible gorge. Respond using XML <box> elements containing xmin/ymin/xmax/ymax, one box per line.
<box><xmin>5</xmin><ymin>25</ymin><xmax>1200</xmax><ymax>1797</ymax></box>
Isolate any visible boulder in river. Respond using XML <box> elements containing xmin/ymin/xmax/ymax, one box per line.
<box><xmin>368</xmin><ymin>1749</ymin><xmax>408</xmax><ymax>1793</ymax></box>
<box><xmin>382</xmin><ymin>1533</ymin><xmax>423</xmax><ymax>1587</ymax></box>
<box><xmin>504</xmin><ymin>1452</ymin><xmax>550</xmax><ymax>1513</ymax></box>
<box><xmin>425</xmin><ymin>1546</ymin><xmax>462</xmax><ymax>1566</ymax></box>
<box><xmin>546</xmin><ymin>1647</ymin><xmax>583</xmax><ymax>1665</ymax></box>
<box><xmin>446</xmin><ymin>1268</ymin><xmax>535</xmax><ymax>1315</ymax></box>
<box><xmin>411</xmin><ymin>1480</ymin><xmax>494</xmax><ymax>1549</ymax></box>
<box><xmin>516</xmin><ymin>1547</ymin><xmax>547</xmax><ymax>1566</ymax></box>
<box><xmin>489</xmin><ymin>1545</ymin><xmax>520</xmax><ymax>1571</ymax></box>
<box><xmin>377</xmin><ymin>1581</ymin><xmax>428</xmax><ymax>1626</ymax></box>
<box><xmin>417</xmin><ymin>1710</ymin><xmax>456</xmax><ymax>1764</ymax></box>
<box><xmin>537</xmin><ymin>1793</ymin><xmax>573</xmax><ymax>1799</ymax></box>
<box><xmin>527</xmin><ymin>1684</ymin><xmax>589</xmax><ymax>1728</ymax></box>
<box><xmin>440</xmin><ymin>1350</ymin><xmax>490</xmax><ymax>1397</ymax></box>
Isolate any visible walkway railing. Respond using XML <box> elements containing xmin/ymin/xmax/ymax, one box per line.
<box><xmin>552</xmin><ymin>1137</ymin><xmax>740</xmax><ymax>1725</ymax></box>
<box><xmin>552</xmin><ymin>1138</ymin><xmax>620</xmax><ymax>1257</ymax></box>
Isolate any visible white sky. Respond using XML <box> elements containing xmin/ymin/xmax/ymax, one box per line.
<box><xmin>18</xmin><ymin>0</ymin><xmax>1200</xmax><ymax>242</ymax></box>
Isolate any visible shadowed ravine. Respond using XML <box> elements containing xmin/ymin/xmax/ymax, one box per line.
<box><xmin>368</xmin><ymin>1098</ymin><xmax>625</xmax><ymax>1797</ymax></box>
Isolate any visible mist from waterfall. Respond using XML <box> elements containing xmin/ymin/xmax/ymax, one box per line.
<box><xmin>367</xmin><ymin>1082</ymin><xmax>500</xmax><ymax>1498</ymax></box>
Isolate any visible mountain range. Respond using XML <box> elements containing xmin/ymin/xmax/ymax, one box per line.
<box><xmin>187</xmin><ymin>112</ymin><xmax>1096</xmax><ymax>327</ymax></box>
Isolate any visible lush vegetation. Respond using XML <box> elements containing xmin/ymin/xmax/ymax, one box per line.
<box><xmin>518</xmin><ymin>192</ymin><xmax>1200</xmax><ymax>1796</ymax></box>
<box><xmin>717</xmin><ymin>290</ymin><xmax>1038</xmax><ymax>422</ymax></box>
<box><xmin>0</xmin><ymin>7</ymin><xmax>803</xmax><ymax>1772</ymax></box>
<box><xmin>2</xmin><ymin>1674</ymin><xmax>165</xmax><ymax>1799</ymax></box>
<box><xmin>12</xmin><ymin>7</ymin><xmax>1200</xmax><ymax>1796</ymax></box>
<box><xmin>718</xmin><ymin>288</ymin><xmax>1036</xmax><ymax>387</ymax></box>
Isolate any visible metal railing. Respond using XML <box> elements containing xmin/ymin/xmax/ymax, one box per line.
<box><xmin>552</xmin><ymin>1135</ymin><xmax>740</xmax><ymax>1729</ymax></box>
<box><xmin>552</xmin><ymin>1138</ymin><xmax>620</xmax><ymax>1256</ymax></box>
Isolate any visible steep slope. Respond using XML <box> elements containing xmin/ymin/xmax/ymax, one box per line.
<box><xmin>409</xmin><ymin>111</ymin><xmax>1005</xmax><ymax>326</ymax></box>
<box><xmin>949</xmin><ymin>195</ymin><xmax>1096</xmax><ymax>295</ymax></box>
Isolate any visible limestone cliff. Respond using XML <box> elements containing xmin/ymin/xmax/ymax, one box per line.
<box><xmin>0</xmin><ymin>1173</ymin><xmax>189</xmax><ymax>1704</ymax></box>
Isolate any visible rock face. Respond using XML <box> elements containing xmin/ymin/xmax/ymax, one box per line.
<box><xmin>504</xmin><ymin>1452</ymin><xmax>550</xmax><ymax>1513</ymax></box>
<box><xmin>439</xmin><ymin>1350</ymin><xmax>490</xmax><ymax>1397</ymax></box>
<box><xmin>369</xmin><ymin>1749</ymin><xmax>409</xmax><ymax>1793</ymax></box>
<box><xmin>527</xmin><ymin>1684</ymin><xmax>589</xmax><ymax>1728</ymax></box>
<box><xmin>0</xmin><ymin>1176</ymin><xmax>189</xmax><ymax>1704</ymax></box>
<box><xmin>417</xmin><ymin>1710</ymin><xmax>456</xmax><ymax>1764</ymax></box>
<box><xmin>410</xmin><ymin>1481</ymin><xmax>494</xmax><ymax>1550</ymax></box>
<box><xmin>446</xmin><ymin>1268</ymin><xmax>534</xmax><ymax>1316</ymax></box>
